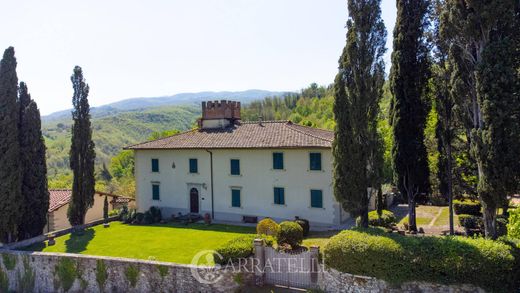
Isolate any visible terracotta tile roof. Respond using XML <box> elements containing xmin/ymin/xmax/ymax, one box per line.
<box><xmin>49</xmin><ymin>189</ymin><xmax>72</xmax><ymax>212</ymax></box>
<box><xmin>48</xmin><ymin>190</ymin><xmax>133</xmax><ymax>212</ymax></box>
<box><xmin>125</xmin><ymin>121</ymin><xmax>334</xmax><ymax>150</ymax></box>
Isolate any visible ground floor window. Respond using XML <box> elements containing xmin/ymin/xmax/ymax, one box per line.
<box><xmin>152</xmin><ymin>183</ymin><xmax>160</xmax><ymax>200</ymax></box>
<box><xmin>310</xmin><ymin>189</ymin><xmax>323</xmax><ymax>208</ymax></box>
<box><xmin>231</xmin><ymin>189</ymin><xmax>241</xmax><ymax>207</ymax></box>
<box><xmin>274</xmin><ymin>187</ymin><xmax>285</xmax><ymax>205</ymax></box>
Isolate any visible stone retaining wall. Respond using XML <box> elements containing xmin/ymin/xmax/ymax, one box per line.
<box><xmin>319</xmin><ymin>267</ymin><xmax>486</xmax><ymax>293</ymax></box>
<box><xmin>0</xmin><ymin>250</ymin><xmax>253</xmax><ymax>293</ymax></box>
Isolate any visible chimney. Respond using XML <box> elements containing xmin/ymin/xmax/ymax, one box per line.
<box><xmin>200</xmin><ymin>100</ymin><xmax>241</xmax><ymax>129</ymax></box>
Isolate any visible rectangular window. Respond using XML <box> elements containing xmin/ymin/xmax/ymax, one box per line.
<box><xmin>310</xmin><ymin>189</ymin><xmax>323</xmax><ymax>208</ymax></box>
<box><xmin>151</xmin><ymin>158</ymin><xmax>159</xmax><ymax>172</ymax></box>
<box><xmin>273</xmin><ymin>152</ymin><xmax>284</xmax><ymax>170</ymax></box>
<box><xmin>274</xmin><ymin>187</ymin><xmax>285</xmax><ymax>205</ymax></box>
<box><xmin>230</xmin><ymin>159</ymin><xmax>240</xmax><ymax>175</ymax></box>
<box><xmin>309</xmin><ymin>153</ymin><xmax>322</xmax><ymax>171</ymax></box>
<box><xmin>231</xmin><ymin>189</ymin><xmax>241</xmax><ymax>207</ymax></box>
<box><xmin>152</xmin><ymin>184</ymin><xmax>160</xmax><ymax>200</ymax></box>
<box><xmin>189</xmin><ymin>158</ymin><xmax>198</xmax><ymax>173</ymax></box>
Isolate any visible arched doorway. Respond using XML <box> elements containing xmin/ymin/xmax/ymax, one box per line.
<box><xmin>190</xmin><ymin>188</ymin><xmax>199</xmax><ymax>214</ymax></box>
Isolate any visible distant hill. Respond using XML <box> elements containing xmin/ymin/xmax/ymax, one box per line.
<box><xmin>43</xmin><ymin>90</ymin><xmax>290</xmax><ymax>122</ymax></box>
<box><xmin>43</xmin><ymin>89</ymin><xmax>290</xmax><ymax>179</ymax></box>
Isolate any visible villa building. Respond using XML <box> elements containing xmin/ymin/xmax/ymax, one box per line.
<box><xmin>126</xmin><ymin>100</ymin><xmax>350</xmax><ymax>228</ymax></box>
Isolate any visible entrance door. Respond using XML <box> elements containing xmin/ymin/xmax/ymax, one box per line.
<box><xmin>190</xmin><ymin>188</ymin><xmax>199</xmax><ymax>213</ymax></box>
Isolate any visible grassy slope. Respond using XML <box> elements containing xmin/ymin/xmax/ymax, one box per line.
<box><xmin>25</xmin><ymin>222</ymin><xmax>254</xmax><ymax>264</ymax></box>
<box><xmin>44</xmin><ymin>105</ymin><xmax>201</xmax><ymax>178</ymax></box>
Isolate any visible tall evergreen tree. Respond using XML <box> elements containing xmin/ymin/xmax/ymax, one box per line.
<box><xmin>333</xmin><ymin>0</ymin><xmax>386</xmax><ymax>227</ymax></box>
<box><xmin>68</xmin><ymin>66</ymin><xmax>96</xmax><ymax>227</ymax></box>
<box><xmin>0</xmin><ymin>47</ymin><xmax>21</xmax><ymax>243</ymax></box>
<box><xmin>390</xmin><ymin>0</ymin><xmax>431</xmax><ymax>232</ymax></box>
<box><xmin>442</xmin><ymin>0</ymin><xmax>520</xmax><ymax>238</ymax></box>
<box><xmin>18</xmin><ymin>82</ymin><xmax>49</xmax><ymax>239</ymax></box>
<box><xmin>431</xmin><ymin>0</ymin><xmax>455</xmax><ymax>234</ymax></box>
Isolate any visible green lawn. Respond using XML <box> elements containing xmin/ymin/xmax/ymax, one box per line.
<box><xmin>24</xmin><ymin>222</ymin><xmax>255</xmax><ymax>265</ymax></box>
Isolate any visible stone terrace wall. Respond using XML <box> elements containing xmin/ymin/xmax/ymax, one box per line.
<box><xmin>319</xmin><ymin>268</ymin><xmax>486</xmax><ymax>293</ymax></box>
<box><xmin>0</xmin><ymin>250</ymin><xmax>253</xmax><ymax>293</ymax></box>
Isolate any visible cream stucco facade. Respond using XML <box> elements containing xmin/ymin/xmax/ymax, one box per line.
<box><xmin>134</xmin><ymin>148</ymin><xmax>350</xmax><ymax>227</ymax></box>
<box><xmin>45</xmin><ymin>194</ymin><xmax>114</xmax><ymax>233</ymax></box>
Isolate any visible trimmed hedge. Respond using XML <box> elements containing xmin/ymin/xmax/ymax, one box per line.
<box><xmin>356</xmin><ymin>210</ymin><xmax>397</xmax><ymax>228</ymax></box>
<box><xmin>278</xmin><ymin>221</ymin><xmax>303</xmax><ymax>247</ymax></box>
<box><xmin>324</xmin><ymin>228</ymin><xmax>518</xmax><ymax>291</ymax></box>
<box><xmin>256</xmin><ymin>218</ymin><xmax>280</xmax><ymax>237</ymax></box>
<box><xmin>453</xmin><ymin>200</ymin><xmax>481</xmax><ymax>215</ymax></box>
<box><xmin>458</xmin><ymin>214</ymin><xmax>482</xmax><ymax>229</ymax></box>
<box><xmin>214</xmin><ymin>235</ymin><xmax>256</xmax><ymax>265</ymax></box>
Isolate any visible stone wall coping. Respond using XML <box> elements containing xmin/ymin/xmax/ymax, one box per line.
<box><xmin>0</xmin><ymin>249</ymin><xmax>217</xmax><ymax>270</ymax></box>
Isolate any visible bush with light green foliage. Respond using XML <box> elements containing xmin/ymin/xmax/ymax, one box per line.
<box><xmin>356</xmin><ymin>210</ymin><xmax>396</xmax><ymax>228</ymax></box>
<box><xmin>256</xmin><ymin>218</ymin><xmax>280</xmax><ymax>237</ymax></box>
<box><xmin>453</xmin><ymin>199</ymin><xmax>481</xmax><ymax>215</ymax></box>
<box><xmin>508</xmin><ymin>208</ymin><xmax>520</xmax><ymax>239</ymax></box>
<box><xmin>324</xmin><ymin>228</ymin><xmax>518</xmax><ymax>291</ymax></box>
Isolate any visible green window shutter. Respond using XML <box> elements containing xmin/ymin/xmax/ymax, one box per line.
<box><xmin>151</xmin><ymin>159</ymin><xmax>159</xmax><ymax>172</ymax></box>
<box><xmin>230</xmin><ymin>159</ymin><xmax>240</xmax><ymax>175</ymax></box>
<box><xmin>311</xmin><ymin>189</ymin><xmax>323</xmax><ymax>208</ymax></box>
<box><xmin>309</xmin><ymin>153</ymin><xmax>322</xmax><ymax>170</ymax></box>
<box><xmin>274</xmin><ymin>187</ymin><xmax>285</xmax><ymax>205</ymax></box>
<box><xmin>152</xmin><ymin>184</ymin><xmax>160</xmax><ymax>200</ymax></box>
<box><xmin>231</xmin><ymin>189</ymin><xmax>241</xmax><ymax>207</ymax></box>
<box><xmin>189</xmin><ymin>159</ymin><xmax>198</xmax><ymax>173</ymax></box>
<box><xmin>273</xmin><ymin>152</ymin><xmax>284</xmax><ymax>170</ymax></box>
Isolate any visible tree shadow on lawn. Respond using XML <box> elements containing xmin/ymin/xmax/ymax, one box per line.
<box><xmin>64</xmin><ymin>229</ymin><xmax>95</xmax><ymax>253</ymax></box>
<box><xmin>126</xmin><ymin>222</ymin><xmax>256</xmax><ymax>235</ymax></box>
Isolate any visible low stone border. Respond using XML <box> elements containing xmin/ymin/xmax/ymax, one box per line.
<box><xmin>0</xmin><ymin>250</ymin><xmax>253</xmax><ymax>293</ymax></box>
<box><xmin>0</xmin><ymin>216</ymin><xmax>120</xmax><ymax>250</ymax></box>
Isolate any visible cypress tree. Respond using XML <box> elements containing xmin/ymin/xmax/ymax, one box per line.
<box><xmin>18</xmin><ymin>82</ymin><xmax>49</xmax><ymax>239</ymax></box>
<box><xmin>68</xmin><ymin>66</ymin><xmax>96</xmax><ymax>227</ymax></box>
<box><xmin>390</xmin><ymin>0</ymin><xmax>431</xmax><ymax>232</ymax></box>
<box><xmin>432</xmin><ymin>0</ymin><xmax>455</xmax><ymax>235</ymax></box>
<box><xmin>442</xmin><ymin>0</ymin><xmax>520</xmax><ymax>238</ymax></box>
<box><xmin>0</xmin><ymin>47</ymin><xmax>21</xmax><ymax>243</ymax></box>
<box><xmin>333</xmin><ymin>0</ymin><xmax>386</xmax><ymax>227</ymax></box>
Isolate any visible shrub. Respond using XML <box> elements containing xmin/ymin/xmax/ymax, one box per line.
<box><xmin>453</xmin><ymin>199</ymin><xmax>481</xmax><ymax>215</ymax></box>
<box><xmin>143</xmin><ymin>211</ymin><xmax>153</xmax><ymax>224</ymax></box>
<box><xmin>256</xmin><ymin>218</ymin><xmax>280</xmax><ymax>237</ymax></box>
<box><xmin>458</xmin><ymin>214</ymin><xmax>482</xmax><ymax>230</ymax></box>
<box><xmin>214</xmin><ymin>235</ymin><xmax>256</xmax><ymax>265</ymax></box>
<box><xmin>324</xmin><ymin>228</ymin><xmax>517</xmax><ymax>291</ymax></box>
<box><xmin>278</xmin><ymin>221</ymin><xmax>303</xmax><ymax>247</ymax></box>
<box><xmin>135</xmin><ymin>212</ymin><xmax>144</xmax><ymax>223</ymax></box>
<box><xmin>357</xmin><ymin>210</ymin><xmax>396</xmax><ymax>228</ymax></box>
<box><xmin>96</xmin><ymin>260</ymin><xmax>108</xmax><ymax>291</ymax></box>
<box><xmin>108</xmin><ymin>209</ymin><xmax>120</xmax><ymax>217</ymax></box>
<box><xmin>55</xmin><ymin>258</ymin><xmax>77</xmax><ymax>292</ymax></box>
<box><xmin>496</xmin><ymin>216</ymin><xmax>508</xmax><ymax>238</ymax></box>
<box><xmin>149</xmin><ymin>206</ymin><xmax>162</xmax><ymax>223</ymax></box>
<box><xmin>294</xmin><ymin>217</ymin><xmax>310</xmax><ymax>237</ymax></box>
<box><xmin>507</xmin><ymin>208</ymin><xmax>520</xmax><ymax>238</ymax></box>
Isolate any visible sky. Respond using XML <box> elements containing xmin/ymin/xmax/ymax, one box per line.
<box><xmin>0</xmin><ymin>0</ymin><xmax>396</xmax><ymax>115</ymax></box>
